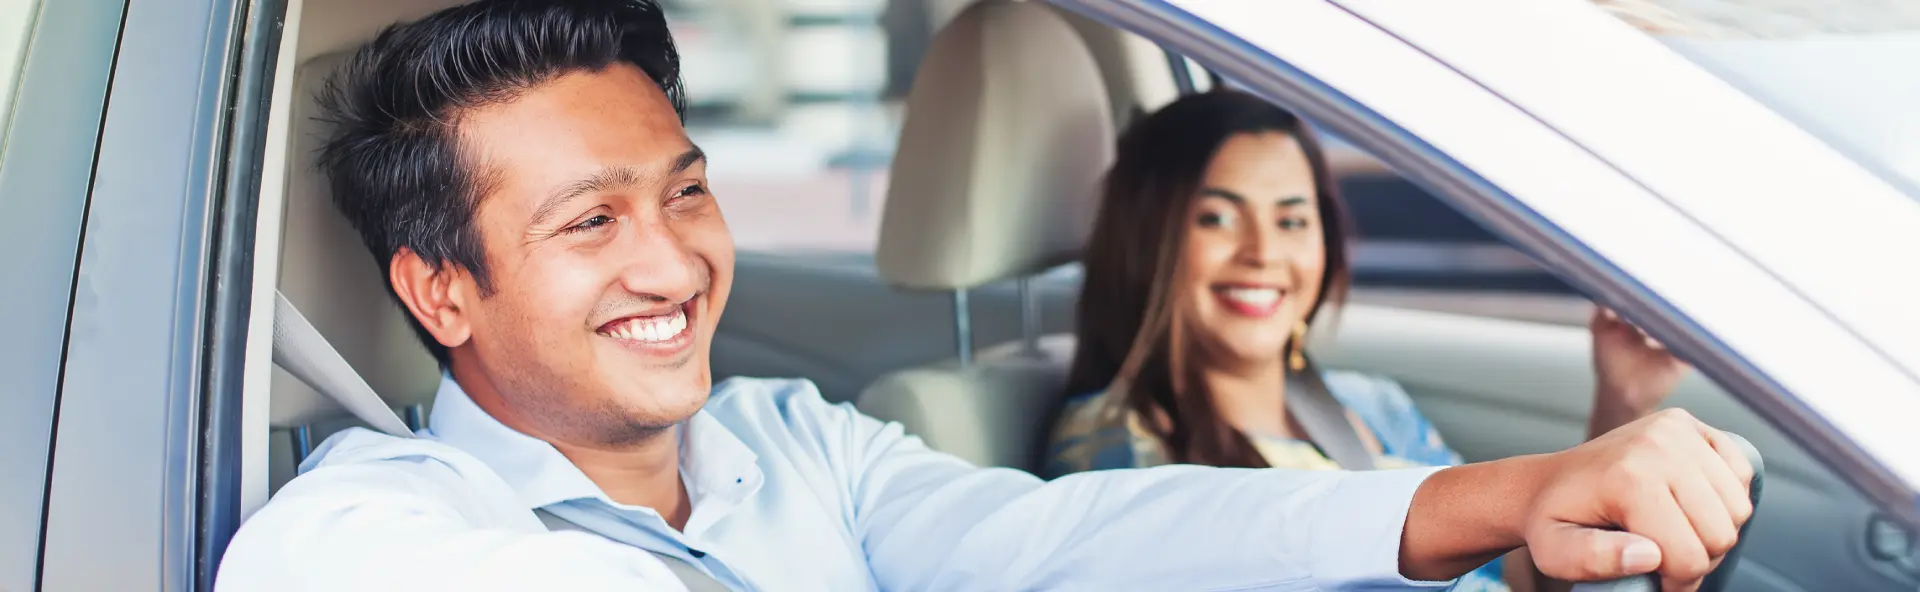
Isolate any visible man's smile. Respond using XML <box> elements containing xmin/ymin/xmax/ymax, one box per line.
<box><xmin>595</xmin><ymin>297</ymin><xmax>697</xmax><ymax>357</ymax></box>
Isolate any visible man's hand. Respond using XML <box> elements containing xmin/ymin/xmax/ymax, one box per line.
<box><xmin>1529</xmin><ymin>409</ymin><xmax>1754</xmax><ymax>591</ymax></box>
<box><xmin>1401</xmin><ymin>410</ymin><xmax>1753</xmax><ymax>592</ymax></box>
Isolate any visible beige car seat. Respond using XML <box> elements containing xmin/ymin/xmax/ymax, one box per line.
<box><xmin>855</xmin><ymin>0</ymin><xmax>1115</xmax><ymax>471</ymax></box>
<box><xmin>267</xmin><ymin>53</ymin><xmax>442</xmax><ymax>483</ymax></box>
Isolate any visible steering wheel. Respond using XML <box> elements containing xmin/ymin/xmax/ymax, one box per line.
<box><xmin>1569</xmin><ymin>432</ymin><xmax>1764</xmax><ymax>592</ymax></box>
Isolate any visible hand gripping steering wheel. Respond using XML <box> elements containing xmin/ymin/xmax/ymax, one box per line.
<box><xmin>1569</xmin><ymin>432</ymin><xmax>1764</xmax><ymax>592</ymax></box>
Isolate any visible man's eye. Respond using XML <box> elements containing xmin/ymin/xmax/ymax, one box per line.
<box><xmin>674</xmin><ymin>183</ymin><xmax>707</xmax><ymax>200</ymax></box>
<box><xmin>565</xmin><ymin>215</ymin><xmax>615</xmax><ymax>233</ymax></box>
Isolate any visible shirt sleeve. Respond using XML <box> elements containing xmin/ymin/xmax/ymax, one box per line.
<box><xmin>804</xmin><ymin>392</ymin><xmax>1458</xmax><ymax>591</ymax></box>
<box><xmin>214</xmin><ymin>459</ymin><xmax>689</xmax><ymax>592</ymax></box>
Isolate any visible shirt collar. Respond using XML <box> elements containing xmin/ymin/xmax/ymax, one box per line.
<box><xmin>426</xmin><ymin>374</ymin><xmax>763</xmax><ymax>517</ymax></box>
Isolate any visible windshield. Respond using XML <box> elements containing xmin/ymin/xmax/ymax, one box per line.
<box><xmin>1601</xmin><ymin>0</ymin><xmax>1920</xmax><ymax>199</ymax></box>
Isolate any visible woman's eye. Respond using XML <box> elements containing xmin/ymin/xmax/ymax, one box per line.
<box><xmin>1197</xmin><ymin>211</ymin><xmax>1233</xmax><ymax>227</ymax></box>
<box><xmin>565</xmin><ymin>214</ymin><xmax>615</xmax><ymax>233</ymax></box>
<box><xmin>1279</xmin><ymin>217</ymin><xmax>1311</xmax><ymax>231</ymax></box>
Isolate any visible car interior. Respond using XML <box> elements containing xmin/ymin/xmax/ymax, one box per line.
<box><xmin>244</xmin><ymin>0</ymin><xmax>1916</xmax><ymax>590</ymax></box>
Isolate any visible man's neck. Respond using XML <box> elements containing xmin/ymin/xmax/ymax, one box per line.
<box><xmin>551</xmin><ymin>433</ymin><xmax>693</xmax><ymax>530</ymax></box>
<box><xmin>449</xmin><ymin>360</ymin><xmax>694</xmax><ymax>530</ymax></box>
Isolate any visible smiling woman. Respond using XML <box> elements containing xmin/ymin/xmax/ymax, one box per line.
<box><xmin>1043</xmin><ymin>86</ymin><xmax>1707</xmax><ymax>592</ymax></box>
<box><xmin>1048</xmin><ymin>91</ymin><xmax>1357</xmax><ymax>471</ymax></box>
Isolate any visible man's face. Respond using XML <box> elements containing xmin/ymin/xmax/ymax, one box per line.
<box><xmin>444</xmin><ymin>64</ymin><xmax>731</xmax><ymax>446</ymax></box>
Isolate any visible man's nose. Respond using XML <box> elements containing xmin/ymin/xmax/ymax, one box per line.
<box><xmin>613</xmin><ymin>215</ymin><xmax>704</xmax><ymax>303</ymax></box>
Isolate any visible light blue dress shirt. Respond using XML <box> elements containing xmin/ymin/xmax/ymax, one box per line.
<box><xmin>216</xmin><ymin>376</ymin><xmax>1454</xmax><ymax>591</ymax></box>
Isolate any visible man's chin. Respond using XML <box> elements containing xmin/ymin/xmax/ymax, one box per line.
<box><xmin>613</xmin><ymin>369</ymin><xmax>711</xmax><ymax>420</ymax></box>
<box><xmin>589</xmin><ymin>387</ymin><xmax>709</xmax><ymax>447</ymax></box>
<box><xmin>651</xmin><ymin>389</ymin><xmax>710</xmax><ymax>424</ymax></box>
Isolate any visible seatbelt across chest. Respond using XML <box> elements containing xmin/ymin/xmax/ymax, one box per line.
<box><xmin>271</xmin><ymin>291</ymin><xmax>414</xmax><ymax>437</ymax></box>
<box><xmin>535</xmin><ymin>510</ymin><xmax>734</xmax><ymax>592</ymax></box>
<box><xmin>1284</xmin><ymin>359</ymin><xmax>1376</xmax><ymax>471</ymax></box>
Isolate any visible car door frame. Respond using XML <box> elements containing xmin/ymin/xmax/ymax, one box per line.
<box><xmin>0</xmin><ymin>1</ymin><xmax>128</xmax><ymax>590</ymax></box>
<box><xmin>33</xmin><ymin>0</ymin><xmax>278</xmax><ymax>589</ymax></box>
<box><xmin>1045</xmin><ymin>0</ymin><xmax>1920</xmax><ymax>527</ymax></box>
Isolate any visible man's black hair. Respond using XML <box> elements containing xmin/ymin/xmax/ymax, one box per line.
<box><xmin>317</xmin><ymin>0</ymin><xmax>685</xmax><ymax>366</ymax></box>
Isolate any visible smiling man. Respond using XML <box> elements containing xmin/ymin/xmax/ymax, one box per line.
<box><xmin>216</xmin><ymin>1</ymin><xmax>1755</xmax><ymax>591</ymax></box>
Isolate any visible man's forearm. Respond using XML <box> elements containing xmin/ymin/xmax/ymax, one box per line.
<box><xmin>1400</xmin><ymin>454</ymin><xmax>1550</xmax><ymax>581</ymax></box>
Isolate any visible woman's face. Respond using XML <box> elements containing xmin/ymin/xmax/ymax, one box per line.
<box><xmin>1178</xmin><ymin>131</ymin><xmax>1325</xmax><ymax>369</ymax></box>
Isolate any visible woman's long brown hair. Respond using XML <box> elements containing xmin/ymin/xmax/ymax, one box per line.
<box><xmin>1062</xmin><ymin>90</ymin><xmax>1352</xmax><ymax>468</ymax></box>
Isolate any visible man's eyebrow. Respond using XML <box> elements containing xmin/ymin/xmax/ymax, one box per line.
<box><xmin>527</xmin><ymin>145</ymin><xmax>707</xmax><ymax>227</ymax></box>
<box><xmin>530</xmin><ymin>166</ymin><xmax>643</xmax><ymax>227</ymax></box>
<box><xmin>671</xmin><ymin>145</ymin><xmax>705</xmax><ymax>175</ymax></box>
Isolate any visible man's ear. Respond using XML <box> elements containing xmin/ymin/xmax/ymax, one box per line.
<box><xmin>389</xmin><ymin>248</ymin><xmax>474</xmax><ymax>350</ymax></box>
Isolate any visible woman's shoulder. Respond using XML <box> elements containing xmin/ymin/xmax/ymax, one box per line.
<box><xmin>1055</xmin><ymin>389</ymin><xmax>1116</xmax><ymax>429</ymax></box>
<box><xmin>1319</xmin><ymin>369</ymin><xmax>1418</xmax><ymax>418</ymax></box>
<box><xmin>1043</xmin><ymin>389</ymin><xmax>1154</xmax><ymax>477</ymax></box>
<box><xmin>1318</xmin><ymin>369</ymin><xmax>1462</xmax><ymax>466</ymax></box>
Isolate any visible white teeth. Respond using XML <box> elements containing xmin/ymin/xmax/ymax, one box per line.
<box><xmin>602</xmin><ymin>306</ymin><xmax>689</xmax><ymax>343</ymax></box>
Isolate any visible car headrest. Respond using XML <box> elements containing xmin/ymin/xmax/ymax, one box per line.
<box><xmin>876</xmin><ymin>0</ymin><xmax>1114</xmax><ymax>291</ymax></box>
<box><xmin>269</xmin><ymin>53</ymin><xmax>441</xmax><ymax>429</ymax></box>
<box><xmin>1053</xmin><ymin>7</ymin><xmax>1181</xmax><ymax>129</ymax></box>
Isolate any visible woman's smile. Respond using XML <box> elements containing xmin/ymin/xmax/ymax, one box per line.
<box><xmin>1212</xmin><ymin>284</ymin><xmax>1287</xmax><ymax>317</ymax></box>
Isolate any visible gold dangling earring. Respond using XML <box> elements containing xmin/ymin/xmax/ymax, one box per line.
<box><xmin>1288</xmin><ymin>321</ymin><xmax>1308</xmax><ymax>373</ymax></box>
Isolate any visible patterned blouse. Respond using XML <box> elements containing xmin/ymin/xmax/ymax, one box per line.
<box><xmin>1043</xmin><ymin>370</ymin><xmax>1509</xmax><ymax>592</ymax></box>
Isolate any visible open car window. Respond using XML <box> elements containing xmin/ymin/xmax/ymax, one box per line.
<box><xmin>674</xmin><ymin>0</ymin><xmax>904</xmax><ymax>254</ymax></box>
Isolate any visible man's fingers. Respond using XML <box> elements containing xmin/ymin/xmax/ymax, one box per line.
<box><xmin>1663</xmin><ymin>411</ymin><xmax>1753</xmax><ymax>534</ymax></box>
<box><xmin>1671</xmin><ymin>473</ymin><xmax>1740</xmax><ymax>558</ymax></box>
<box><xmin>1530</xmin><ymin>522</ymin><xmax>1663</xmax><ymax>581</ymax></box>
<box><xmin>1667</xmin><ymin>575</ymin><xmax>1706</xmax><ymax>592</ymax></box>
<box><xmin>1619</xmin><ymin>476</ymin><xmax>1712</xmax><ymax>586</ymax></box>
<box><xmin>1699</xmin><ymin>426</ymin><xmax>1757</xmax><ymax>526</ymax></box>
